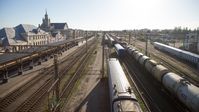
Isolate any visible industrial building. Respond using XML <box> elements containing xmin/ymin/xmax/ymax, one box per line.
<box><xmin>184</xmin><ymin>33</ymin><xmax>198</xmax><ymax>53</ymax></box>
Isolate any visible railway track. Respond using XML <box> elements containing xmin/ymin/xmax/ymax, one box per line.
<box><xmin>58</xmin><ymin>39</ymin><xmax>98</xmax><ymax>111</ymax></box>
<box><xmin>14</xmin><ymin>38</ymin><xmax>97</xmax><ymax>112</ymax></box>
<box><xmin>135</xmin><ymin>44</ymin><xmax>199</xmax><ymax>86</ymax></box>
<box><xmin>122</xmin><ymin>59</ymin><xmax>151</xmax><ymax>112</ymax></box>
<box><xmin>15</xmin><ymin>77</ymin><xmax>53</xmax><ymax>112</ymax></box>
<box><xmin>0</xmin><ymin>42</ymin><xmax>83</xmax><ymax>112</ymax></box>
<box><xmin>0</xmin><ymin>67</ymin><xmax>54</xmax><ymax>112</ymax></box>
<box><xmin>14</xmin><ymin>52</ymin><xmax>83</xmax><ymax>111</ymax></box>
<box><xmin>151</xmin><ymin>53</ymin><xmax>199</xmax><ymax>86</ymax></box>
<box><xmin>122</xmin><ymin>55</ymin><xmax>160</xmax><ymax>112</ymax></box>
<box><xmin>107</xmin><ymin>45</ymin><xmax>153</xmax><ymax>112</ymax></box>
<box><xmin>121</xmin><ymin>52</ymin><xmax>187</xmax><ymax>112</ymax></box>
<box><xmin>0</xmin><ymin>39</ymin><xmax>95</xmax><ymax>112</ymax></box>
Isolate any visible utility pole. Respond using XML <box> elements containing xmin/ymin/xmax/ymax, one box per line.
<box><xmin>54</xmin><ymin>54</ymin><xmax>60</xmax><ymax>112</ymax></box>
<box><xmin>134</xmin><ymin>30</ymin><xmax>136</xmax><ymax>47</ymax></box>
<box><xmin>102</xmin><ymin>33</ymin><xmax>105</xmax><ymax>78</ymax></box>
<box><xmin>85</xmin><ymin>31</ymin><xmax>88</xmax><ymax>53</ymax></box>
<box><xmin>129</xmin><ymin>32</ymin><xmax>131</xmax><ymax>45</ymax></box>
<box><xmin>145</xmin><ymin>33</ymin><xmax>148</xmax><ymax>56</ymax></box>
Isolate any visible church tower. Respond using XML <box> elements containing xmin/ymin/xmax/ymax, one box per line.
<box><xmin>40</xmin><ymin>9</ymin><xmax>51</xmax><ymax>31</ymax></box>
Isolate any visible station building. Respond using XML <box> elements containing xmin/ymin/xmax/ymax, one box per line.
<box><xmin>0</xmin><ymin>24</ymin><xmax>50</xmax><ymax>51</ymax></box>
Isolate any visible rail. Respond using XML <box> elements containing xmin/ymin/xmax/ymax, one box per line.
<box><xmin>122</xmin><ymin>54</ymin><xmax>160</xmax><ymax>112</ymax></box>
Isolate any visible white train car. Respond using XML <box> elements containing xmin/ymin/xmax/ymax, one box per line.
<box><xmin>162</xmin><ymin>72</ymin><xmax>199</xmax><ymax>112</ymax></box>
<box><xmin>108</xmin><ymin>58</ymin><xmax>142</xmax><ymax>112</ymax></box>
<box><xmin>104</xmin><ymin>36</ymin><xmax>109</xmax><ymax>44</ymax></box>
<box><xmin>154</xmin><ymin>42</ymin><xmax>199</xmax><ymax>65</ymax></box>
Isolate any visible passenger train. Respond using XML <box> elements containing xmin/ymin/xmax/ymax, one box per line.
<box><xmin>114</xmin><ymin>44</ymin><xmax>125</xmax><ymax>57</ymax></box>
<box><xmin>154</xmin><ymin>42</ymin><xmax>199</xmax><ymax>66</ymax></box>
<box><xmin>108</xmin><ymin>58</ymin><xmax>142</xmax><ymax>112</ymax></box>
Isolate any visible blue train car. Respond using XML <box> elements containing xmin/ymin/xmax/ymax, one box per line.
<box><xmin>114</xmin><ymin>43</ymin><xmax>125</xmax><ymax>57</ymax></box>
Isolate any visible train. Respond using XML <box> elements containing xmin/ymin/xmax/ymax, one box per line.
<box><xmin>114</xmin><ymin>43</ymin><xmax>125</xmax><ymax>57</ymax></box>
<box><xmin>107</xmin><ymin>58</ymin><xmax>142</xmax><ymax>112</ymax></box>
<box><xmin>109</xmin><ymin>36</ymin><xmax>116</xmax><ymax>46</ymax></box>
<box><xmin>104</xmin><ymin>36</ymin><xmax>109</xmax><ymax>44</ymax></box>
<box><xmin>154</xmin><ymin>42</ymin><xmax>199</xmax><ymax>66</ymax></box>
<box><xmin>105</xmin><ymin>34</ymin><xmax>126</xmax><ymax>47</ymax></box>
<box><xmin>126</xmin><ymin>46</ymin><xmax>199</xmax><ymax>112</ymax></box>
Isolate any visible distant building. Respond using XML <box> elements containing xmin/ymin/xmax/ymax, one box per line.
<box><xmin>39</xmin><ymin>11</ymin><xmax>69</xmax><ymax>39</ymax></box>
<box><xmin>0</xmin><ymin>24</ymin><xmax>50</xmax><ymax>51</ymax></box>
<box><xmin>184</xmin><ymin>33</ymin><xmax>198</xmax><ymax>52</ymax></box>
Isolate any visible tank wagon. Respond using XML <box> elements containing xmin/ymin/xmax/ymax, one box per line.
<box><xmin>127</xmin><ymin>46</ymin><xmax>137</xmax><ymax>55</ymax></box>
<box><xmin>114</xmin><ymin>44</ymin><xmax>125</xmax><ymax>57</ymax></box>
<box><xmin>108</xmin><ymin>58</ymin><xmax>142</xmax><ymax>112</ymax></box>
<box><xmin>139</xmin><ymin>55</ymin><xmax>149</xmax><ymax>65</ymax></box>
<box><xmin>126</xmin><ymin>46</ymin><xmax>199</xmax><ymax>112</ymax></box>
<box><xmin>154</xmin><ymin>42</ymin><xmax>199</xmax><ymax>66</ymax></box>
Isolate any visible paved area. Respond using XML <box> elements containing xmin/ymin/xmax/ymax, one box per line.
<box><xmin>63</xmin><ymin>42</ymin><xmax>110</xmax><ymax>112</ymax></box>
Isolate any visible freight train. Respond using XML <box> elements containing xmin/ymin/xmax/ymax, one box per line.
<box><xmin>126</xmin><ymin>46</ymin><xmax>199</xmax><ymax>112</ymax></box>
<box><xmin>108</xmin><ymin>58</ymin><xmax>142</xmax><ymax>112</ymax></box>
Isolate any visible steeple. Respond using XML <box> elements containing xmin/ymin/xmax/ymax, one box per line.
<box><xmin>40</xmin><ymin>9</ymin><xmax>51</xmax><ymax>31</ymax></box>
<box><xmin>45</xmin><ymin>9</ymin><xmax>48</xmax><ymax>19</ymax></box>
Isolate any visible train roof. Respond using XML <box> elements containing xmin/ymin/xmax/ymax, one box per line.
<box><xmin>154</xmin><ymin>42</ymin><xmax>199</xmax><ymax>58</ymax></box>
<box><xmin>114</xmin><ymin>44</ymin><xmax>124</xmax><ymax>50</ymax></box>
<box><xmin>109</xmin><ymin>37</ymin><xmax>115</xmax><ymax>41</ymax></box>
<box><xmin>108</xmin><ymin>58</ymin><xmax>135</xmax><ymax>98</ymax></box>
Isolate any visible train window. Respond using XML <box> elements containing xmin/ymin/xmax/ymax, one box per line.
<box><xmin>113</xmin><ymin>100</ymin><xmax>142</xmax><ymax>112</ymax></box>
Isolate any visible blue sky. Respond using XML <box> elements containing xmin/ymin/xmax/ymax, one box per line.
<box><xmin>0</xmin><ymin>0</ymin><xmax>199</xmax><ymax>30</ymax></box>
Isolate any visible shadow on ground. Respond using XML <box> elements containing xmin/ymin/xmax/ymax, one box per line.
<box><xmin>74</xmin><ymin>78</ymin><xmax>110</xmax><ymax>112</ymax></box>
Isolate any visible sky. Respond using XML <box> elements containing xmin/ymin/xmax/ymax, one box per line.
<box><xmin>0</xmin><ymin>0</ymin><xmax>199</xmax><ymax>30</ymax></box>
